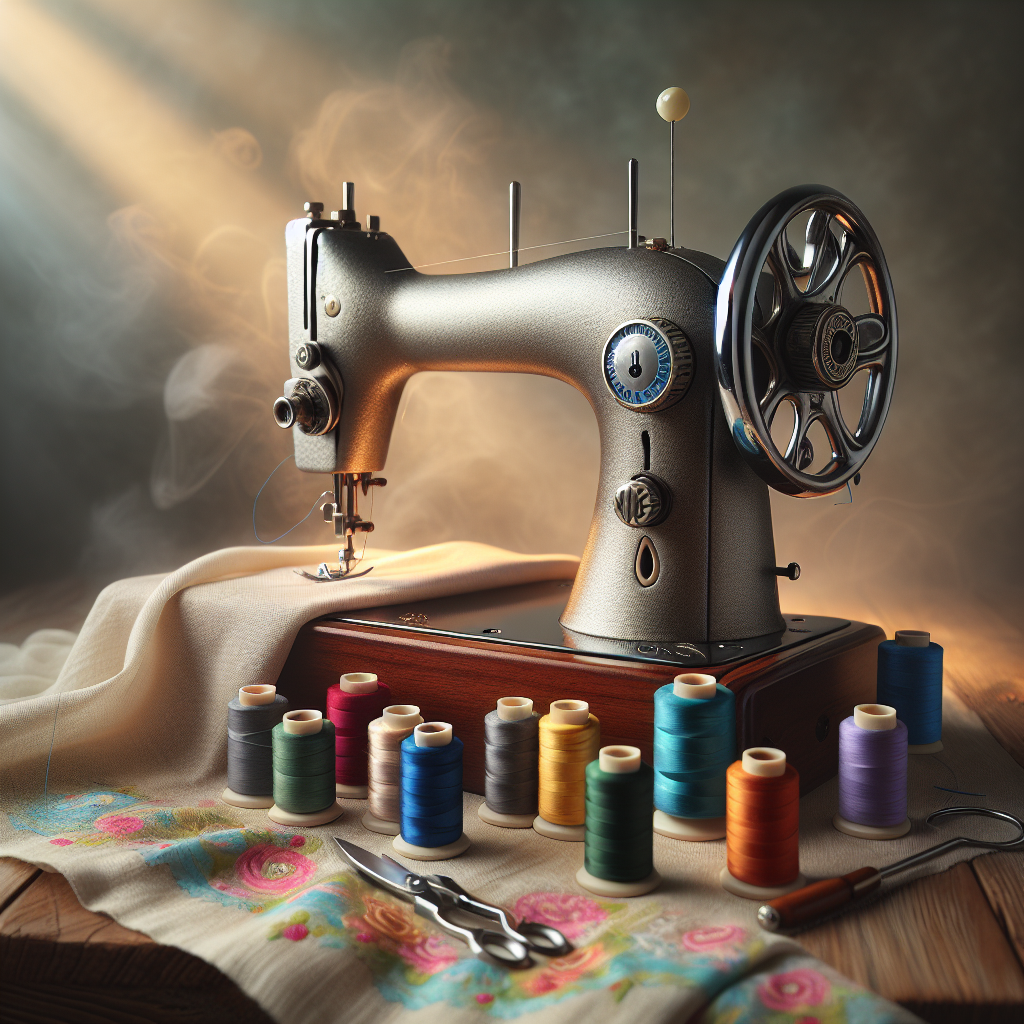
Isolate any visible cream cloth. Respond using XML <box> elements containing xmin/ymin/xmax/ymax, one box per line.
<box><xmin>3</xmin><ymin>542</ymin><xmax>1009</xmax><ymax>1022</ymax></box>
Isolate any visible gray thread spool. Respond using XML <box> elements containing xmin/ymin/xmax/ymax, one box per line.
<box><xmin>222</xmin><ymin>684</ymin><xmax>289</xmax><ymax>809</ymax></box>
<box><xmin>363</xmin><ymin>704</ymin><xmax>422</xmax><ymax>835</ymax></box>
<box><xmin>478</xmin><ymin>697</ymin><xmax>540</xmax><ymax>828</ymax></box>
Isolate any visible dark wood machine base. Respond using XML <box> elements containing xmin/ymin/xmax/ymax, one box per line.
<box><xmin>276</xmin><ymin>610</ymin><xmax>883</xmax><ymax>796</ymax></box>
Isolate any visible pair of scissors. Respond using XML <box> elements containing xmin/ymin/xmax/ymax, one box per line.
<box><xmin>334</xmin><ymin>838</ymin><xmax>572</xmax><ymax>969</ymax></box>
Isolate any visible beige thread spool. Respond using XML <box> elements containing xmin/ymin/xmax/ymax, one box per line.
<box><xmin>362</xmin><ymin>704</ymin><xmax>422</xmax><ymax>835</ymax></box>
<box><xmin>533</xmin><ymin>699</ymin><xmax>600</xmax><ymax>842</ymax></box>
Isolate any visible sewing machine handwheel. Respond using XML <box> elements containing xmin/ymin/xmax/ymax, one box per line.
<box><xmin>715</xmin><ymin>185</ymin><xmax>897</xmax><ymax>496</ymax></box>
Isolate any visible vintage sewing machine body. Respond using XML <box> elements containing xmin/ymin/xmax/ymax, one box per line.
<box><xmin>272</xmin><ymin>158</ymin><xmax>897</xmax><ymax>795</ymax></box>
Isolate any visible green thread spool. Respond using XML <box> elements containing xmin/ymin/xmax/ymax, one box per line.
<box><xmin>576</xmin><ymin>746</ymin><xmax>661</xmax><ymax>898</ymax></box>
<box><xmin>271</xmin><ymin>711</ymin><xmax>338</xmax><ymax>818</ymax></box>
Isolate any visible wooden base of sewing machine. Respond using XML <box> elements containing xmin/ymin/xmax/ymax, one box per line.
<box><xmin>277</xmin><ymin>586</ymin><xmax>884</xmax><ymax>795</ymax></box>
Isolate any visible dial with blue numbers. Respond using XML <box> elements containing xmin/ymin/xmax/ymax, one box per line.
<box><xmin>603</xmin><ymin>318</ymin><xmax>694</xmax><ymax>411</ymax></box>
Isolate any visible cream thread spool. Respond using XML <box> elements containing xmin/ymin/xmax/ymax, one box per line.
<box><xmin>392</xmin><ymin>722</ymin><xmax>471</xmax><ymax>861</ymax></box>
<box><xmin>268</xmin><ymin>710</ymin><xmax>344</xmax><ymax>827</ymax></box>
<box><xmin>479</xmin><ymin>696</ymin><xmax>540</xmax><ymax>828</ymax></box>
<box><xmin>720</xmin><ymin>747</ymin><xmax>805</xmax><ymax>900</ymax></box>
<box><xmin>833</xmin><ymin>703</ymin><xmax>911</xmax><ymax>840</ymax></box>
<box><xmin>222</xmin><ymin>684</ymin><xmax>288</xmax><ymax>809</ymax></box>
<box><xmin>533</xmin><ymin>699</ymin><xmax>600</xmax><ymax>842</ymax></box>
<box><xmin>363</xmin><ymin>704</ymin><xmax>422</xmax><ymax>835</ymax></box>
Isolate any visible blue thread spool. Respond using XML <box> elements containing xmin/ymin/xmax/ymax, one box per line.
<box><xmin>393</xmin><ymin>722</ymin><xmax>470</xmax><ymax>861</ymax></box>
<box><xmin>877</xmin><ymin>630</ymin><xmax>943</xmax><ymax>752</ymax></box>
<box><xmin>653</xmin><ymin>674</ymin><xmax>735</xmax><ymax>841</ymax></box>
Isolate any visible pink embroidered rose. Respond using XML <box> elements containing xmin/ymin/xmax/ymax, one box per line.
<box><xmin>95</xmin><ymin>815</ymin><xmax>144</xmax><ymax>837</ymax></box>
<box><xmin>681</xmin><ymin>924</ymin><xmax>747</xmax><ymax>952</ymax></box>
<box><xmin>234</xmin><ymin>843</ymin><xmax>316</xmax><ymax>894</ymax></box>
<box><xmin>282</xmin><ymin>923</ymin><xmax>309</xmax><ymax>941</ymax></box>
<box><xmin>49</xmin><ymin>838</ymin><xmax>73</xmax><ymax>846</ymax></box>
<box><xmin>758</xmin><ymin>969</ymin><xmax>831</xmax><ymax>1011</ymax></box>
<box><xmin>513</xmin><ymin>892</ymin><xmax>607</xmax><ymax>941</ymax></box>
<box><xmin>289</xmin><ymin>835</ymin><xmax>305</xmax><ymax>847</ymax></box>
<box><xmin>398</xmin><ymin>933</ymin><xmax>460</xmax><ymax>975</ymax></box>
<box><xmin>521</xmin><ymin>943</ymin><xmax>608</xmax><ymax>996</ymax></box>
<box><xmin>475</xmin><ymin>993</ymin><xmax>494</xmax><ymax>1005</ymax></box>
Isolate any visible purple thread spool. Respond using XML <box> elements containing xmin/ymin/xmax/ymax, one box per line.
<box><xmin>833</xmin><ymin>704</ymin><xmax>911</xmax><ymax>840</ymax></box>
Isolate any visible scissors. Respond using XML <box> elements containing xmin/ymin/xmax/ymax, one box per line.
<box><xmin>334</xmin><ymin>838</ymin><xmax>572</xmax><ymax>969</ymax></box>
<box><xmin>758</xmin><ymin>806</ymin><xmax>1024</xmax><ymax>931</ymax></box>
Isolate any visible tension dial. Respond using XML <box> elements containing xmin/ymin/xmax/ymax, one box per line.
<box><xmin>603</xmin><ymin>318</ymin><xmax>693</xmax><ymax>411</ymax></box>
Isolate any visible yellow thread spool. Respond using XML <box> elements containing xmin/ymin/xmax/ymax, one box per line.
<box><xmin>534</xmin><ymin>700</ymin><xmax>600</xmax><ymax>841</ymax></box>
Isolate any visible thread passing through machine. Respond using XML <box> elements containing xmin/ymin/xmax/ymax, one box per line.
<box><xmin>272</xmin><ymin>91</ymin><xmax>897</xmax><ymax>793</ymax></box>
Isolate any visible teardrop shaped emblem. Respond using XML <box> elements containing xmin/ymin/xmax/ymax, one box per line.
<box><xmin>635</xmin><ymin>536</ymin><xmax>660</xmax><ymax>587</ymax></box>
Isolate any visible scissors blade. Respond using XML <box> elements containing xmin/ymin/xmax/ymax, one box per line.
<box><xmin>334</xmin><ymin>838</ymin><xmax>420</xmax><ymax>897</ymax></box>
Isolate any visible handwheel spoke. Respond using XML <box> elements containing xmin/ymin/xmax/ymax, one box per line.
<box><xmin>854</xmin><ymin>314</ymin><xmax>888</xmax><ymax>367</ymax></box>
<box><xmin>783</xmin><ymin>394</ymin><xmax>818</xmax><ymax>468</ymax></box>
<box><xmin>822</xmin><ymin>395</ymin><xmax>855</xmax><ymax>466</ymax></box>
<box><xmin>802</xmin><ymin>212</ymin><xmax>838</xmax><ymax>293</ymax></box>
<box><xmin>805</xmin><ymin>231</ymin><xmax>859</xmax><ymax>302</ymax></box>
<box><xmin>768</xmin><ymin>234</ymin><xmax>800</xmax><ymax>303</ymax></box>
<box><xmin>759</xmin><ymin>384</ymin><xmax>792</xmax><ymax>427</ymax></box>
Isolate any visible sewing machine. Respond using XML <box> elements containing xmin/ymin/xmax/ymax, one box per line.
<box><xmin>272</xmin><ymin>109</ymin><xmax>897</xmax><ymax>795</ymax></box>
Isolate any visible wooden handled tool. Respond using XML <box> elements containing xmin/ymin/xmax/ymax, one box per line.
<box><xmin>757</xmin><ymin>806</ymin><xmax>1023</xmax><ymax>932</ymax></box>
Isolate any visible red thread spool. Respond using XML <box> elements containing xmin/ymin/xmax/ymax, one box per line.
<box><xmin>725</xmin><ymin>748</ymin><xmax>800</xmax><ymax>890</ymax></box>
<box><xmin>326</xmin><ymin>673</ymin><xmax>390</xmax><ymax>792</ymax></box>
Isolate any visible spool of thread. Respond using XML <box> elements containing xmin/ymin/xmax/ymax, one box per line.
<box><xmin>577</xmin><ymin>746</ymin><xmax>661</xmax><ymax>897</ymax></box>
<box><xmin>268</xmin><ymin>710</ymin><xmax>343</xmax><ymax>826</ymax></box>
<box><xmin>653</xmin><ymin>674</ymin><xmax>735</xmax><ymax>841</ymax></box>
<box><xmin>533</xmin><ymin>700</ymin><xmax>601</xmax><ymax>842</ymax></box>
<box><xmin>393</xmin><ymin>722</ymin><xmax>470</xmax><ymax>861</ymax></box>
<box><xmin>833</xmin><ymin>704</ymin><xmax>910</xmax><ymax>839</ymax></box>
<box><xmin>720</xmin><ymin>748</ymin><xmax>805</xmax><ymax>899</ymax></box>
<box><xmin>478</xmin><ymin>697</ymin><xmax>540</xmax><ymax>828</ymax></box>
<box><xmin>363</xmin><ymin>704</ymin><xmax>423</xmax><ymax>835</ymax></box>
<box><xmin>326</xmin><ymin>672</ymin><xmax>391</xmax><ymax>798</ymax></box>
<box><xmin>222</xmin><ymin>685</ymin><xmax>289</xmax><ymax>809</ymax></box>
<box><xmin>877</xmin><ymin>630</ymin><xmax>943</xmax><ymax>752</ymax></box>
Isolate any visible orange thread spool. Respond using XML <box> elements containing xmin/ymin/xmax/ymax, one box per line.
<box><xmin>725</xmin><ymin>750</ymin><xmax>800</xmax><ymax>887</ymax></box>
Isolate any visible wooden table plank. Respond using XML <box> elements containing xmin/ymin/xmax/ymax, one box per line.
<box><xmin>972</xmin><ymin>853</ymin><xmax>1024</xmax><ymax>968</ymax></box>
<box><xmin>0</xmin><ymin>856</ymin><xmax>41</xmax><ymax>913</ymax></box>
<box><xmin>798</xmin><ymin>859</ymin><xmax>1024</xmax><ymax>1023</ymax></box>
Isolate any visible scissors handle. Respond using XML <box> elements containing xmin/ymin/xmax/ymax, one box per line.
<box><xmin>419</xmin><ymin>900</ymin><xmax>532</xmax><ymax>968</ymax></box>
<box><xmin>516</xmin><ymin>921</ymin><xmax>572</xmax><ymax>958</ymax></box>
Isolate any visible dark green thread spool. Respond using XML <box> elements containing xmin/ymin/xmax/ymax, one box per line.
<box><xmin>272</xmin><ymin>714</ymin><xmax>336</xmax><ymax>814</ymax></box>
<box><xmin>584</xmin><ymin>747</ymin><xmax>655</xmax><ymax>883</ymax></box>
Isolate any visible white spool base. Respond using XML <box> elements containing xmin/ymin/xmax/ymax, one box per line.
<box><xmin>361</xmin><ymin>810</ymin><xmax>400</xmax><ymax>835</ymax></box>
<box><xmin>653</xmin><ymin>810</ymin><xmax>726</xmax><ymax>841</ymax></box>
<box><xmin>833</xmin><ymin>813</ymin><xmax>911</xmax><ymax>840</ymax></box>
<box><xmin>478</xmin><ymin>804</ymin><xmax>536</xmax><ymax>828</ymax></box>
<box><xmin>268</xmin><ymin>801</ymin><xmax>344</xmax><ymax>827</ymax></box>
<box><xmin>719</xmin><ymin>866</ymin><xmax>806</xmax><ymax>901</ymax></box>
<box><xmin>220</xmin><ymin>787</ymin><xmax>273</xmax><ymax>809</ymax></box>
<box><xmin>576</xmin><ymin>866</ymin><xmax>661</xmax><ymax>898</ymax></box>
<box><xmin>393</xmin><ymin>833</ymin><xmax>471</xmax><ymax>861</ymax></box>
<box><xmin>533</xmin><ymin>816</ymin><xmax>585</xmax><ymax>842</ymax></box>
<box><xmin>336</xmin><ymin>783</ymin><xmax>369</xmax><ymax>799</ymax></box>
<box><xmin>909</xmin><ymin>741</ymin><xmax>943</xmax><ymax>754</ymax></box>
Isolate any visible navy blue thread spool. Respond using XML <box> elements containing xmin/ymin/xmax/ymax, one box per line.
<box><xmin>268</xmin><ymin>710</ymin><xmax>344</xmax><ymax>827</ymax></box>
<box><xmin>653</xmin><ymin>674</ymin><xmax>735</xmax><ymax>841</ymax></box>
<box><xmin>222</xmin><ymin>684</ymin><xmax>289</xmax><ymax>809</ymax></box>
<box><xmin>393</xmin><ymin>722</ymin><xmax>470</xmax><ymax>861</ymax></box>
<box><xmin>877</xmin><ymin>630</ymin><xmax>943</xmax><ymax>752</ymax></box>
<box><xmin>833</xmin><ymin>703</ymin><xmax>911</xmax><ymax>840</ymax></box>
<box><xmin>478</xmin><ymin>696</ymin><xmax>540</xmax><ymax>829</ymax></box>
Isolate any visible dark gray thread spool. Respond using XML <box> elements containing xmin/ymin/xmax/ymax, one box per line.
<box><xmin>223</xmin><ymin>685</ymin><xmax>289</xmax><ymax>808</ymax></box>
<box><xmin>483</xmin><ymin>697</ymin><xmax>539</xmax><ymax>821</ymax></box>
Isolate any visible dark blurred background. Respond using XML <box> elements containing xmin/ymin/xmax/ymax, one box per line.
<box><xmin>0</xmin><ymin>0</ymin><xmax>1020</xmax><ymax>665</ymax></box>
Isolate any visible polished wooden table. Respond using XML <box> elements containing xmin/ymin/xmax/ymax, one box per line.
<box><xmin>1</xmin><ymin>588</ymin><xmax>1021</xmax><ymax>1023</ymax></box>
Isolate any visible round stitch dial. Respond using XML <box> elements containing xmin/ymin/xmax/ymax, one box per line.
<box><xmin>603</xmin><ymin>318</ymin><xmax>693</xmax><ymax>411</ymax></box>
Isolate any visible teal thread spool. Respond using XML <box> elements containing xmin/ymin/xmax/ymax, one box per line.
<box><xmin>576</xmin><ymin>745</ymin><xmax>660</xmax><ymax>898</ymax></box>
<box><xmin>653</xmin><ymin>673</ymin><xmax>734</xmax><ymax>841</ymax></box>
<box><xmin>268</xmin><ymin>710</ymin><xmax>343</xmax><ymax>826</ymax></box>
